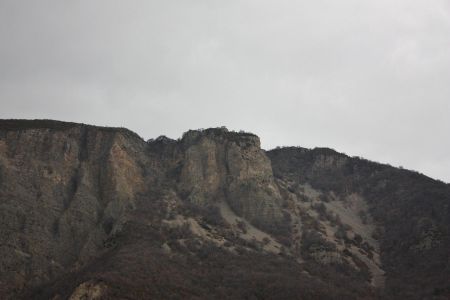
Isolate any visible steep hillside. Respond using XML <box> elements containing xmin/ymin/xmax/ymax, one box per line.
<box><xmin>0</xmin><ymin>120</ymin><xmax>449</xmax><ymax>299</ymax></box>
<box><xmin>268</xmin><ymin>147</ymin><xmax>450</xmax><ymax>299</ymax></box>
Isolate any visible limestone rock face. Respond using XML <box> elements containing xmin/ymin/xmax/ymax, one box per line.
<box><xmin>2</xmin><ymin>120</ymin><xmax>449</xmax><ymax>300</ymax></box>
<box><xmin>178</xmin><ymin>128</ymin><xmax>283</xmax><ymax>226</ymax></box>
<box><xmin>0</xmin><ymin>121</ymin><xmax>149</xmax><ymax>295</ymax></box>
<box><xmin>0</xmin><ymin>122</ymin><xmax>284</xmax><ymax>297</ymax></box>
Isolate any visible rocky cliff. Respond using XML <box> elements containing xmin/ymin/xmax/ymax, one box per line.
<box><xmin>0</xmin><ymin>121</ymin><xmax>148</xmax><ymax>295</ymax></box>
<box><xmin>0</xmin><ymin>120</ymin><xmax>449</xmax><ymax>300</ymax></box>
<box><xmin>178</xmin><ymin>128</ymin><xmax>284</xmax><ymax>228</ymax></box>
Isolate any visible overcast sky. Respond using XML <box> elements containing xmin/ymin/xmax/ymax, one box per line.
<box><xmin>1</xmin><ymin>1</ymin><xmax>449</xmax><ymax>182</ymax></box>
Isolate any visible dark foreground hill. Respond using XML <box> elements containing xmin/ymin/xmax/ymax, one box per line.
<box><xmin>0</xmin><ymin>119</ymin><xmax>449</xmax><ymax>299</ymax></box>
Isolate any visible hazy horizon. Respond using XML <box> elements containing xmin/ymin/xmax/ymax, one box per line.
<box><xmin>1</xmin><ymin>1</ymin><xmax>449</xmax><ymax>182</ymax></box>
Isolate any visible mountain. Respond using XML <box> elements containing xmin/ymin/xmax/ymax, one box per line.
<box><xmin>0</xmin><ymin>119</ymin><xmax>449</xmax><ymax>299</ymax></box>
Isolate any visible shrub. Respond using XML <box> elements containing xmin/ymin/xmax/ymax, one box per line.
<box><xmin>236</xmin><ymin>220</ymin><xmax>248</xmax><ymax>234</ymax></box>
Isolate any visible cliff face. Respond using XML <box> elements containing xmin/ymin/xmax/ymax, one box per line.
<box><xmin>0</xmin><ymin>120</ymin><xmax>449</xmax><ymax>300</ymax></box>
<box><xmin>178</xmin><ymin>129</ymin><xmax>283</xmax><ymax>227</ymax></box>
<box><xmin>0</xmin><ymin>122</ymin><xmax>148</xmax><ymax>294</ymax></box>
<box><xmin>0</xmin><ymin>122</ymin><xmax>287</xmax><ymax>298</ymax></box>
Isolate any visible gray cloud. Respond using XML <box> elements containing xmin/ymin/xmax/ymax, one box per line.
<box><xmin>1</xmin><ymin>0</ymin><xmax>450</xmax><ymax>182</ymax></box>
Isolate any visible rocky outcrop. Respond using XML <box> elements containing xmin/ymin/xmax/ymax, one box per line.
<box><xmin>178</xmin><ymin>128</ymin><xmax>284</xmax><ymax>227</ymax></box>
<box><xmin>0</xmin><ymin>121</ymin><xmax>285</xmax><ymax>297</ymax></box>
<box><xmin>0</xmin><ymin>121</ymin><xmax>149</xmax><ymax>295</ymax></box>
<box><xmin>68</xmin><ymin>280</ymin><xmax>107</xmax><ymax>300</ymax></box>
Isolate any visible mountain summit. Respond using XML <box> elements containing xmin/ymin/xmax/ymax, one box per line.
<box><xmin>0</xmin><ymin>120</ymin><xmax>449</xmax><ymax>299</ymax></box>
